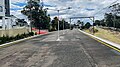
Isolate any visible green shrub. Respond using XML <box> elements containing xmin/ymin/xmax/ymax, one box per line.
<box><xmin>85</xmin><ymin>22</ymin><xmax>91</xmax><ymax>29</ymax></box>
<box><xmin>9</xmin><ymin>36</ymin><xmax>14</xmax><ymax>41</ymax></box>
<box><xmin>0</xmin><ymin>37</ymin><xmax>4</xmax><ymax>44</ymax></box>
<box><xmin>15</xmin><ymin>34</ymin><xmax>21</xmax><ymax>40</ymax></box>
<box><xmin>0</xmin><ymin>32</ymin><xmax>35</xmax><ymax>45</ymax></box>
<box><xmin>29</xmin><ymin>32</ymin><xmax>34</xmax><ymax>36</ymax></box>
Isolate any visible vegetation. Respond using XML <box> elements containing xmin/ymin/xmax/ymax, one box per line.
<box><xmin>0</xmin><ymin>32</ymin><xmax>35</xmax><ymax>45</ymax></box>
<box><xmin>15</xmin><ymin>19</ymin><xmax>28</xmax><ymax>27</ymax></box>
<box><xmin>21</xmin><ymin>1</ymin><xmax>50</xmax><ymax>29</ymax></box>
<box><xmin>95</xmin><ymin>13</ymin><xmax>120</xmax><ymax>28</ymax></box>
<box><xmin>84</xmin><ymin>22</ymin><xmax>91</xmax><ymax>29</ymax></box>
<box><xmin>50</xmin><ymin>17</ymin><xmax>70</xmax><ymax>31</ymax></box>
<box><xmin>85</xmin><ymin>27</ymin><xmax>120</xmax><ymax>44</ymax></box>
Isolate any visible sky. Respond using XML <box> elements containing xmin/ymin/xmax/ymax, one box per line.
<box><xmin>10</xmin><ymin>0</ymin><xmax>120</xmax><ymax>24</ymax></box>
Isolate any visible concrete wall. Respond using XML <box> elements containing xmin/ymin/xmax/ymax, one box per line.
<box><xmin>0</xmin><ymin>28</ymin><xmax>29</xmax><ymax>37</ymax></box>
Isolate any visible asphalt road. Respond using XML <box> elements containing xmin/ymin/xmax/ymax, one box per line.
<box><xmin>0</xmin><ymin>29</ymin><xmax>120</xmax><ymax>67</ymax></box>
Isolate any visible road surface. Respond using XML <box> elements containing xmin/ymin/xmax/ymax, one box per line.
<box><xmin>0</xmin><ymin>29</ymin><xmax>120</xmax><ymax>67</ymax></box>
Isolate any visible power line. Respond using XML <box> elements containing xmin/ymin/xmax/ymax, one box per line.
<box><xmin>93</xmin><ymin>0</ymin><xmax>119</xmax><ymax>16</ymax></box>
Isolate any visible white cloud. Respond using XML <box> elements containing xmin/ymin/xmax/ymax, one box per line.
<box><xmin>10</xmin><ymin>0</ymin><xmax>120</xmax><ymax>23</ymax></box>
<box><xmin>10</xmin><ymin>0</ymin><xmax>27</xmax><ymax>3</ymax></box>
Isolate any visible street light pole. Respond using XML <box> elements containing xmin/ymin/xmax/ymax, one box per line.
<box><xmin>46</xmin><ymin>7</ymin><xmax>71</xmax><ymax>41</ymax></box>
<box><xmin>57</xmin><ymin>10</ymin><xmax>60</xmax><ymax>41</ymax></box>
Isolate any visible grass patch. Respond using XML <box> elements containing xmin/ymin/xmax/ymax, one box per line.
<box><xmin>84</xmin><ymin>27</ymin><xmax>120</xmax><ymax>44</ymax></box>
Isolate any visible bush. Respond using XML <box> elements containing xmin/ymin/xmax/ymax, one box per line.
<box><xmin>29</xmin><ymin>32</ymin><xmax>34</xmax><ymax>36</ymax></box>
<box><xmin>0</xmin><ymin>32</ymin><xmax>35</xmax><ymax>45</ymax></box>
<box><xmin>0</xmin><ymin>35</ymin><xmax>12</xmax><ymax>44</ymax></box>
<box><xmin>15</xmin><ymin>34</ymin><xmax>21</xmax><ymax>40</ymax></box>
<box><xmin>0</xmin><ymin>37</ymin><xmax>4</xmax><ymax>44</ymax></box>
<box><xmin>9</xmin><ymin>36</ymin><xmax>15</xmax><ymax>41</ymax></box>
<box><xmin>85</xmin><ymin>22</ymin><xmax>91</xmax><ymax>29</ymax></box>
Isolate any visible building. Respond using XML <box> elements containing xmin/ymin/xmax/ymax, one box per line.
<box><xmin>5</xmin><ymin>0</ymin><xmax>10</xmax><ymax>17</ymax></box>
<box><xmin>0</xmin><ymin>0</ymin><xmax>10</xmax><ymax>19</ymax></box>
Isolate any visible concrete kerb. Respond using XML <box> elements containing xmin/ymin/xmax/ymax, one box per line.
<box><xmin>78</xmin><ymin>29</ymin><xmax>120</xmax><ymax>50</ymax></box>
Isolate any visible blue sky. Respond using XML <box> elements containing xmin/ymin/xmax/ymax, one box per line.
<box><xmin>10</xmin><ymin>0</ymin><xmax>120</xmax><ymax>24</ymax></box>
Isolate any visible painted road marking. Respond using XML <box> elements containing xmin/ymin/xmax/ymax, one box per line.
<box><xmin>78</xmin><ymin>29</ymin><xmax>120</xmax><ymax>53</ymax></box>
<box><xmin>91</xmin><ymin>36</ymin><xmax>120</xmax><ymax>52</ymax></box>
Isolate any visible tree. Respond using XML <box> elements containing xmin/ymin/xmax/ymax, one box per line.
<box><xmin>64</xmin><ymin>21</ymin><xmax>70</xmax><ymax>29</ymax></box>
<box><xmin>60</xmin><ymin>19</ymin><xmax>66</xmax><ymax>30</ymax></box>
<box><xmin>21</xmin><ymin>0</ymin><xmax>50</xmax><ymax>29</ymax></box>
<box><xmin>104</xmin><ymin>13</ymin><xmax>114</xmax><ymax>27</ymax></box>
<box><xmin>84</xmin><ymin>22</ymin><xmax>91</xmax><ymax>29</ymax></box>
<box><xmin>114</xmin><ymin>19</ymin><xmax>120</xmax><ymax>28</ymax></box>
<box><xmin>51</xmin><ymin>17</ymin><xmax>58</xmax><ymax>30</ymax></box>
<box><xmin>115</xmin><ymin>16</ymin><xmax>120</xmax><ymax>28</ymax></box>
<box><xmin>95</xmin><ymin>20</ymin><xmax>101</xmax><ymax>26</ymax></box>
<box><xmin>77</xmin><ymin>20</ymin><xmax>81</xmax><ymax>25</ymax></box>
<box><xmin>50</xmin><ymin>17</ymin><xmax>70</xmax><ymax>31</ymax></box>
<box><xmin>100</xmin><ymin>19</ymin><xmax>106</xmax><ymax>26</ymax></box>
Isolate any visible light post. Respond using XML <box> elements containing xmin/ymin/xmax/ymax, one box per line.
<box><xmin>57</xmin><ymin>10</ymin><xmax>60</xmax><ymax>41</ymax></box>
<box><xmin>46</xmin><ymin>7</ymin><xmax>72</xmax><ymax>41</ymax></box>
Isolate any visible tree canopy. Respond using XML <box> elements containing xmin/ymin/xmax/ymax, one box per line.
<box><xmin>21</xmin><ymin>1</ymin><xmax>50</xmax><ymax>29</ymax></box>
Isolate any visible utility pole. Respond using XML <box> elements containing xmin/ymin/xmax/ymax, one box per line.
<box><xmin>109</xmin><ymin>3</ymin><xmax>120</xmax><ymax>30</ymax></box>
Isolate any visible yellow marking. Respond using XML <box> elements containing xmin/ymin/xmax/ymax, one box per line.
<box><xmin>78</xmin><ymin>29</ymin><xmax>120</xmax><ymax>52</ymax></box>
<box><xmin>95</xmin><ymin>37</ymin><xmax>120</xmax><ymax>52</ymax></box>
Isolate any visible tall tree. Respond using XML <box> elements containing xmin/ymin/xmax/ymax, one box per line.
<box><xmin>51</xmin><ymin>17</ymin><xmax>58</xmax><ymax>30</ymax></box>
<box><xmin>104</xmin><ymin>13</ymin><xmax>114</xmax><ymax>27</ymax></box>
<box><xmin>95</xmin><ymin>20</ymin><xmax>101</xmax><ymax>26</ymax></box>
<box><xmin>21</xmin><ymin>0</ymin><xmax>50</xmax><ymax>29</ymax></box>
